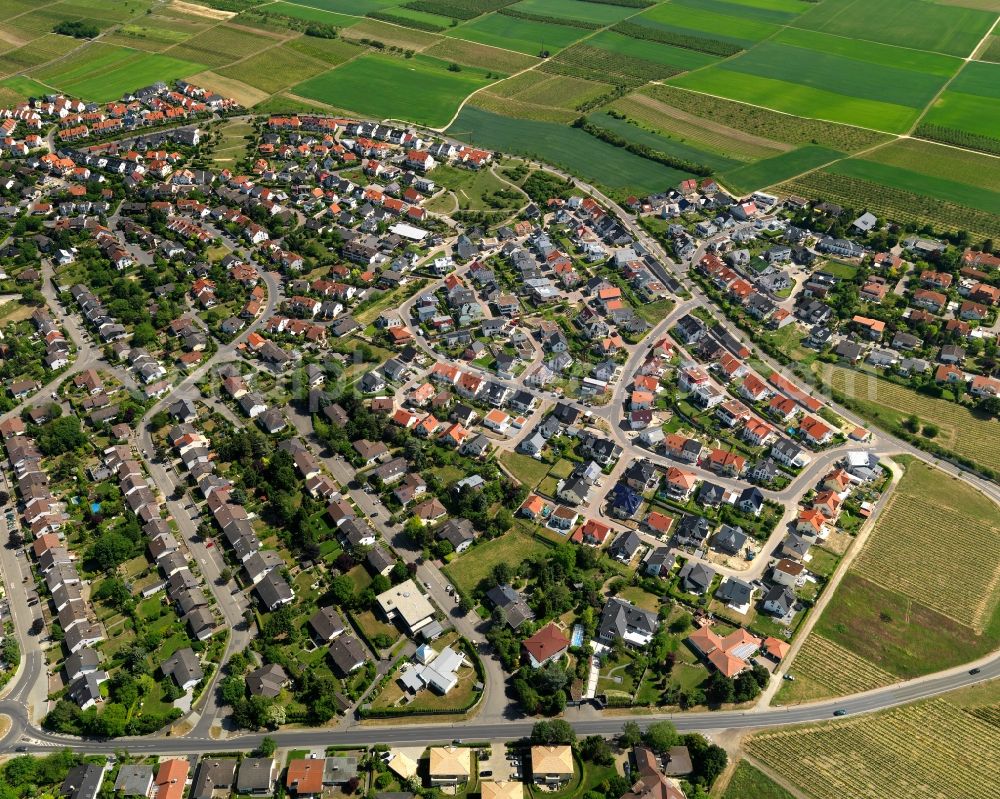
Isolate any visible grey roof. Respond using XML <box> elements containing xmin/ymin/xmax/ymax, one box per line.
<box><xmin>192</xmin><ymin>759</ymin><xmax>238</xmax><ymax>799</ymax></box>
<box><xmin>64</xmin><ymin>646</ymin><xmax>101</xmax><ymax>681</ymax></box>
<box><xmin>114</xmin><ymin>765</ymin><xmax>154</xmax><ymax>797</ymax></box>
<box><xmin>367</xmin><ymin>544</ymin><xmax>395</xmax><ymax>574</ymax></box>
<box><xmin>309</xmin><ymin>606</ymin><xmax>346</xmax><ymax>642</ymax></box>
<box><xmin>328</xmin><ymin>634</ymin><xmax>368</xmax><ymax>675</ymax></box>
<box><xmin>678</xmin><ymin>561</ymin><xmax>715</xmax><ymax>594</ymax></box>
<box><xmin>161</xmin><ymin>646</ymin><xmax>203</xmax><ymax>688</ymax></box>
<box><xmin>255</xmin><ymin>570</ymin><xmax>294</xmax><ymax>610</ymax></box>
<box><xmin>715</xmin><ymin>577</ymin><xmax>753</xmax><ymax>607</ymax></box>
<box><xmin>236</xmin><ymin>759</ymin><xmax>275</xmax><ymax>793</ymax></box>
<box><xmin>598</xmin><ymin>597</ymin><xmax>658</xmax><ymax>641</ymax></box>
<box><xmin>485</xmin><ymin>584</ymin><xmax>534</xmax><ymax>630</ymax></box>
<box><xmin>62</xmin><ymin>766</ymin><xmax>105</xmax><ymax>799</ymax></box>
<box><xmin>763</xmin><ymin>584</ymin><xmax>795</xmax><ymax>615</ymax></box>
<box><xmin>246</xmin><ymin>663</ymin><xmax>288</xmax><ymax>698</ymax></box>
<box><xmin>713</xmin><ymin>525</ymin><xmax>748</xmax><ymax>555</ymax></box>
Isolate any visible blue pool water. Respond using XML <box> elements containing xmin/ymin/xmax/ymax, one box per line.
<box><xmin>571</xmin><ymin>624</ymin><xmax>584</xmax><ymax>648</ymax></box>
<box><xmin>91</xmin><ymin>503</ymin><xmax>101</xmax><ymax>514</ymax></box>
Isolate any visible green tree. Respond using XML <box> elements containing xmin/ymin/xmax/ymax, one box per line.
<box><xmin>641</xmin><ymin>720</ymin><xmax>676</xmax><ymax>752</ymax></box>
<box><xmin>619</xmin><ymin>720</ymin><xmax>642</xmax><ymax>748</ymax></box>
<box><xmin>257</xmin><ymin>736</ymin><xmax>277</xmax><ymax>757</ymax></box>
<box><xmin>580</xmin><ymin>735</ymin><xmax>613</xmax><ymax>765</ymax></box>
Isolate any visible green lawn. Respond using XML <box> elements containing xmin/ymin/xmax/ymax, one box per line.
<box><xmin>442</xmin><ymin>527</ymin><xmax>550</xmax><ymax>596</ymax></box>
<box><xmin>498</xmin><ymin>450</ymin><xmax>551</xmax><ymax>488</ymax></box>
<box><xmin>294</xmin><ymin>54</ymin><xmax>497</xmax><ymax>128</ymax></box>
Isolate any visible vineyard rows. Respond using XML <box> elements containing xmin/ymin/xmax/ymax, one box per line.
<box><xmin>541</xmin><ymin>44</ymin><xmax>681</xmax><ymax>86</ymax></box>
<box><xmin>787</xmin><ymin>634</ymin><xmax>896</xmax><ymax>699</ymax></box>
<box><xmin>748</xmin><ymin>699</ymin><xmax>1000</xmax><ymax>799</ymax></box>
<box><xmin>404</xmin><ymin>0</ymin><xmax>514</xmax><ymax>20</ymax></box>
<box><xmin>853</xmin><ymin>492</ymin><xmax>1000</xmax><ymax>630</ymax></box>
<box><xmin>818</xmin><ymin>365</ymin><xmax>1000</xmax><ymax>472</ymax></box>
<box><xmin>777</xmin><ymin>171</ymin><xmax>1000</xmax><ymax>242</ymax></box>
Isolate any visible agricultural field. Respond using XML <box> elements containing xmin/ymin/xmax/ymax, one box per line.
<box><xmin>815</xmin><ymin>365</ymin><xmax>1000</xmax><ymax>473</ymax></box>
<box><xmin>264</xmin><ymin>1</ymin><xmax>361</xmax><ymax>27</ymax></box>
<box><xmin>720</xmin><ymin>761</ymin><xmax>796</xmax><ymax>799</ymax></box>
<box><xmin>719</xmin><ymin>144</ymin><xmax>842</xmax><ymax>194</ymax></box>
<box><xmin>865</xmin><ymin>137</ymin><xmax>1000</xmax><ymax>193</ymax></box>
<box><xmin>823</xmin><ymin>158</ymin><xmax>1000</xmax><ymax>216</ymax></box>
<box><xmin>0</xmin><ymin>33</ymin><xmax>80</xmax><ymax>76</ymax></box>
<box><xmin>639</xmin><ymin>84</ymin><xmax>893</xmax><ymax>152</ymax></box>
<box><xmin>670</xmin><ymin>28</ymin><xmax>960</xmax><ymax>132</ymax></box>
<box><xmin>102</xmin><ymin>21</ymin><xmax>201</xmax><ymax>52</ymax></box>
<box><xmin>586</xmin><ymin>29</ymin><xmax>721</xmax><ymax>72</ymax></box>
<box><xmin>473</xmin><ymin>72</ymin><xmax>613</xmax><ymax>123</ymax></box>
<box><xmin>774</xmin><ymin>634</ymin><xmax>896</xmax><ymax>705</ymax></box>
<box><xmin>448</xmin><ymin>105</ymin><xmax>694</xmax><ymax>193</ymax></box>
<box><xmin>815</xmin><ymin>458</ymin><xmax>1000</xmax><ymax>679</ymax></box>
<box><xmin>284</xmin><ymin>35</ymin><xmax>365</xmax><ymax>66</ymax></box>
<box><xmin>921</xmin><ymin>60</ymin><xmax>1000</xmax><ymax>141</ymax></box>
<box><xmin>509</xmin><ymin>0</ymin><xmax>638</xmax><ymax>25</ymax></box>
<box><xmin>852</xmin><ymin>458</ymin><xmax>1000</xmax><ymax>631</ymax></box>
<box><xmin>30</xmin><ymin>43</ymin><xmax>205</xmax><ymax>102</ymax></box>
<box><xmin>423</xmin><ymin>36</ymin><xmax>539</xmax><ymax>73</ymax></box>
<box><xmin>636</xmin><ymin>0</ymin><xmax>785</xmax><ymax>46</ymax></box>
<box><xmin>778</xmin><ymin>169</ymin><xmax>1000</xmax><ymax>242</ymax></box>
<box><xmin>541</xmin><ymin>43</ymin><xmax>685</xmax><ymax>86</ymax></box>
<box><xmin>290</xmin><ymin>0</ymin><xmax>409</xmax><ymax>13</ymax></box>
<box><xmin>0</xmin><ymin>75</ymin><xmax>51</xmax><ymax>104</ymax></box>
<box><xmin>746</xmin><ymin>698</ymin><xmax>1000</xmax><ymax>799</ymax></box>
<box><xmin>294</xmin><ymin>53</ymin><xmax>497</xmax><ymax>128</ymax></box>
<box><xmin>587</xmin><ymin>111</ymin><xmax>743</xmax><ymax>172</ymax></box>
<box><xmin>186</xmin><ymin>70</ymin><xmax>271</xmax><ymax>107</ymax></box>
<box><xmin>340</xmin><ymin>18</ymin><xmax>443</xmax><ymax>50</ymax></box>
<box><xmin>216</xmin><ymin>41</ymin><xmax>331</xmax><ymax>94</ymax></box>
<box><xmin>610</xmin><ymin>92</ymin><xmax>790</xmax><ymax>162</ymax></box>
<box><xmin>793</xmin><ymin>0</ymin><xmax>996</xmax><ymax>58</ymax></box>
<box><xmin>165</xmin><ymin>23</ymin><xmax>281</xmax><ymax>69</ymax></box>
<box><xmin>448</xmin><ymin>11</ymin><xmax>585</xmax><ymax>55</ymax></box>
<box><xmin>370</xmin><ymin>5</ymin><xmax>454</xmax><ymax>31</ymax></box>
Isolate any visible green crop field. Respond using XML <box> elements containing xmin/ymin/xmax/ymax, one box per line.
<box><xmin>424</xmin><ymin>37</ymin><xmax>539</xmax><ymax>73</ymax></box>
<box><xmin>292</xmin><ymin>0</ymin><xmax>408</xmax><ymax>13</ymax></box>
<box><xmin>587</xmin><ymin>111</ymin><xmax>743</xmax><ymax>172</ymax></box>
<box><xmin>824</xmin><ymin>158</ymin><xmax>1000</xmax><ymax>215</ymax></box>
<box><xmin>587</xmin><ymin>30</ymin><xmax>720</xmax><ymax>72</ymax></box>
<box><xmin>294</xmin><ymin>53</ymin><xmax>497</xmax><ymax>128</ymax></box>
<box><xmin>793</xmin><ymin>0</ymin><xmax>996</xmax><ymax>57</ymax></box>
<box><xmin>867</xmin><ymin>138</ymin><xmax>1000</xmax><ymax>193</ymax></box>
<box><xmin>475</xmin><ymin>72</ymin><xmax>612</xmax><ymax>122</ymax></box>
<box><xmin>670</xmin><ymin>28</ymin><xmax>959</xmax><ymax>132</ymax></box>
<box><xmin>0</xmin><ymin>75</ymin><xmax>51</xmax><ymax>104</ymax></box>
<box><xmin>509</xmin><ymin>0</ymin><xmax>638</xmax><ymax>24</ymax></box>
<box><xmin>449</xmin><ymin>12</ymin><xmax>586</xmax><ymax>54</ymax></box>
<box><xmin>922</xmin><ymin>61</ymin><xmax>1000</xmax><ymax>140</ymax></box>
<box><xmin>720</xmin><ymin>144</ymin><xmax>842</xmax><ymax>193</ymax></box>
<box><xmin>0</xmin><ymin>33</ymin><xmax>79</xmax><ymax>76</ymax></box>
<box><xmin>30</xmin><ymin>43</ymin><xmax>204</xmax><ymax>102</ymax></box>
<box><xmin>449</xmin><ymin>105</ymin><xmax>694</xmax><ymax>192</ymax></box>
<box><xmin>372</xmin><ymin>5</ymin><xmax>454</xmax><ymax>30</ymax></box>
<box><xmin>637</xmin><ymin>1</ymin><xmax>783</xmax><ymax>45</ymax></box>
<box><xmin>748</xmin><ymin>698</ymin><xmax>1000</xmax><ymax>799</ymax></box>
<box><xmin>217</xmin><ymin>43</ymin><xmax>332</xmax><ymax>95</ymax></box>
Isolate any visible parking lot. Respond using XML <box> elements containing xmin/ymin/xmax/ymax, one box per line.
<box><xmin>478</xmin><ymin>742</ymin><xmax>522</xmax><ymax>782</ymax></box>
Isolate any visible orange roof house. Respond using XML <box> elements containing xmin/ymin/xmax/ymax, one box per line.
<box><xmin>286</xmin><ymin>759</ymin><xmax>324</xmax><ymax>797</ymax></box>
<box><xmin>522</xmin><ymin>622</ymin><xmax>570</xmax><ymax>668</ymax></box>
<box><xmin>155</xmin><ymin>760</ymin><xmax>189</xmax><ymax>799</ymax></box>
